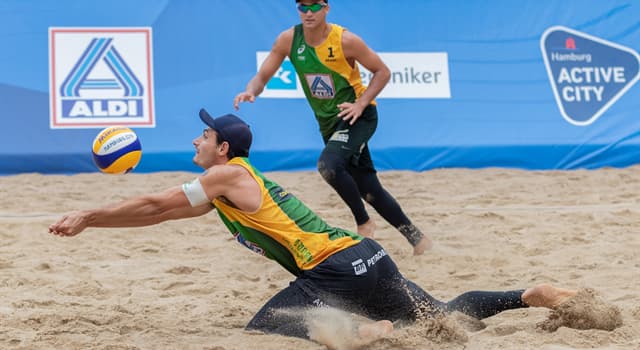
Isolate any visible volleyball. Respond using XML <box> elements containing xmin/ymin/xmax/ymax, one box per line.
<box><xmin>92</xmin><ymin>126</ymin><xmax>142</xmax><ymax>174</ymax></box>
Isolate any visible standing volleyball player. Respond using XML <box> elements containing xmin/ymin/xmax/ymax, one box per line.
<box><xmin>233</xmin><ymin>0</ymin><xmax>431</xmax><ymax>255</ymax></box>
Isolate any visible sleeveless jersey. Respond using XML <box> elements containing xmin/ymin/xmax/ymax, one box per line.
<box><xmin>290</xmin><ymin>23</ymin><xmax>375</xmax><ymax>137</ymax></box>
<box><xmin>213</xmin><ymin>157</ymin><xmax>362</xmax><ymax>276</ymax></box>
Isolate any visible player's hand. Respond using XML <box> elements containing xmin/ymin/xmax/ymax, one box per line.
<box><xmin>233</xmin><ymin>92</ymin><xmax>256</xmax><ymax>111</ymax></box>
<box><xmin>48</xmin><ymin>211</ymin><xmax>89</xmax><ymax>237</ymax></box>
<box><xmin>337</xmin><ymin>101</ymin><xmax>366</xmax><ymax>125</ymax></box>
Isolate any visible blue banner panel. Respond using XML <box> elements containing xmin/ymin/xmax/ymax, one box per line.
<box><xmin>0</xmin><ymin>1</ymin><xmax>639</xmax><ymax>174</ymax></box>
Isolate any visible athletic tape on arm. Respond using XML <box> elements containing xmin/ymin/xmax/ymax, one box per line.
<box><xmin>182</xmin><ymin>178</ymin><xmax>210</xmax><ymax>207</ymax></box>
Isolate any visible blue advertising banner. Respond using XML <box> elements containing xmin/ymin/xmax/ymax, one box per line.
<box><xmin>0</xmin><ymin>1</ymin><xmax>639</xmax><ymax>174</ymax></box>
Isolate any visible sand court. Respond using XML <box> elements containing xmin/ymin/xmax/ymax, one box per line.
<box><xmin>1</xmin><ymin>168</ymin><xmax>639</xmax><ymax>349</ymax></box>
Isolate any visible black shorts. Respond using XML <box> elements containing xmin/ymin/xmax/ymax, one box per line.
<box><xmin>322</xmin><ymin>104</ymin><xmax>378</xmax><ymax>172</ymax></box>
<box><xmin>245</xmin><ymin>238</ymin><xmax>444</xmax><ymax>337</ymax></box>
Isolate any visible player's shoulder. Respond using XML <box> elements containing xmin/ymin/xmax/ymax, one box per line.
<box><xmin>277</xmin><ymin>26</ymin><xmax>296</xmax><ymax>41</ymax></box>
<box><xmin>273</xmin><ymin>27</ymin><xmax>295</xmax><ymax>52</ymax></box>
<box><xmin>340</xmin><ymin>29</ymin><xmax>371</xmax><ymax>55</ymax></box>
<box><xmin>341</xmin><ymin>28</ymin><xmax>364</xmax><ymax>44</ymax></box>
<box><xmin>203</xmin><ymin>163</ymin><xmax>245</xmax><ymax>180</ymax></box>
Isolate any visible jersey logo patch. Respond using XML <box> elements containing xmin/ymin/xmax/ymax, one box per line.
<box><xmin>269</xmin><ymin>186</ymin><xmax>293</xmax><ymax>203</ymax></box>
<box><xmin>233</xmin><ymin>232</ymin><xmax>265</xmax><ymax>256</ymax></box>
<box><xmin>329</xmin><ymin>129</ymin><xmax>349</xmax><ymax>143</ymax></box>
<box><xmin>351</xmin><ymin>258</ymin><xmax>367</xmax><ymax>275</ymax></box>
<box><xmin>304</xmin><ymin>74</ymin><xmax>335</xmax><ymax>99</ymax></box>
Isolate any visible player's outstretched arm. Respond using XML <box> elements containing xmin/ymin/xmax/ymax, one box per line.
<box><xmin>48</xmin><ymin>186</ymin><xmax>212</xmax><ymax>237</ymax></box>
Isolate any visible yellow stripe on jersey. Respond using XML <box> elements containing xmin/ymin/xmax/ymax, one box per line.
<box><xmin>315</xmin><ymin>24</ymin><xmax>375</xmax><ymax>105</ymax></box>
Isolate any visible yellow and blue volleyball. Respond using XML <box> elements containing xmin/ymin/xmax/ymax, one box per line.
<box><xmin>92</xmin><ymin>126</ymin><xmax>142</xmax><ymax>174</ymax></box>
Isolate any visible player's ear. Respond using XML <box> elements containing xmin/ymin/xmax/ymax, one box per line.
<box><xmin>218</xmin><ymin>141</ymin><xmax>230</xmax><ymax>155</ymax></box>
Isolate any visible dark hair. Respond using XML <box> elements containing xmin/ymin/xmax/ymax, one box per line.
<box><xmin>295</xmin><ymin>0</ymin><xmax>328</xmax><ymax>3</ymax></box>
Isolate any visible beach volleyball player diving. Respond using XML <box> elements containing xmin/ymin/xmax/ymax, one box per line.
<box><xmin>50</xmin><ymin>108</ymin><xmax>582</xmax><ymax>348</ymax></box>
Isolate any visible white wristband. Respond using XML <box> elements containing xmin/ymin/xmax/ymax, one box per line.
<box><xmin>182</xmin><ymin>178</ymin><xmax>210</xmax><ymax>207</ymax></box>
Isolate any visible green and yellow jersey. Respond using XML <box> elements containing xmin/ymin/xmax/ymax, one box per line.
<box><xmin>290</xmin><ymin>23</ymin><xmax>375</xmax><ymax>137</ymax></box>
<box><xmin>213</xmin><ymin>157</ymin><xmax>362</xmax><ymax>276</ymax></box>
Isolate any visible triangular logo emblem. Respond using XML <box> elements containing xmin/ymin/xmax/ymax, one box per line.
<box><xmin>60</xmin><ymin>37</ymin><xmax>143</xmax><ymax>98</ymax></box>
<box><xmin>541</xmin><ymin>26</ymin><xmax>640</xmax><ymax>126</ymax></box>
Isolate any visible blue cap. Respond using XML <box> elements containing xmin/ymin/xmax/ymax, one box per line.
<box><xmin>199</xmin><ymin>108</ymin><xmax>252</xmax><ymax>157</ymax></box>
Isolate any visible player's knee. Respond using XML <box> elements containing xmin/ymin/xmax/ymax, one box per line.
<box><xmin>245</xmin><ymin>315</ymin><xmax>268</xmax><ymax>332</ymax></box>
<box><xmin>317</xmin><ymin>151</ymin><xmax>344</xmax><ymax>183</ymax></box>
<box><xmin>246</xmin><ymin>308</ymin><xmax>309</xmax><ymax>339</ymax></box>
<box><xmin>363</xmin><ymin>192</ymin><xmax>376</xmax><ymax>204</ymax></box>
<box><xmin>317</xmin><ymin>161</ymin><xmax>336</xmax><ymax>183</ymax></box>
<box><xmin>246</xmin><ymin>310</ymin><xmax>278</xmax><ymax>333</ymax></box>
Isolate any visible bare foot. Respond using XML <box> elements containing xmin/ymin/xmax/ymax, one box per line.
<box><xmin>355</xmin><ymin>320</ymin><xmax>393</xmax><ymax>346</ymax></box>
<box><xmin>522</xmin><ymin>283</ymin><xmax>577</xmax><ymax>309</ymax></box>
<box><xmin>412</xmin><ymin>236</ymin><xmax>433</xmax><ymax>256</ymax></box>
<box><xmin>357</xmin><ymin>219</ymin><xmax>376</xmax><ymax>238</ymax></box>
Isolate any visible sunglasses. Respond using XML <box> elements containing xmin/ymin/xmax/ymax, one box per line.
<box><xmin>297</xmin><ymin>2</ymin><xmax>327</xmax><ymax>13</ymax></box>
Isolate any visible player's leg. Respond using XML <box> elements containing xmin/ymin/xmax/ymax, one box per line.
<box><xmin>443</xmin><ymin>284</ymin><xmax>576</xmax><ymax>319</ymax></box>
<box><xmin>351</xmin><ymin>148</ymin><xmax>431</xmax><ymax>254</ymax></box>
<box><xmin>247</xmin><ymin>276</ymin><xmax>394</xmax><ymax>345</ymax></box>
<box><xmin>337</xmin><ymin>239</ymin><xmax>446</xmax><ymax>322</ymax></box>
<box><xmin>317</xmin><ymin>148</ymin><xmax>371</xmax><ymax>232</ymax></box>
<box><xmin>444</xmin><ymin>290</ymin><xmax>528</xmax><ymax>319</ymax></box>
<box><xmin>245</xmin><ymin>279</ymin><xmax>317</xmax><ymax>338</ymax></box>
<box><xmin>317</xmin><ymin>107</ymin><xmax>379</xmax><ymax>235</ymax></box>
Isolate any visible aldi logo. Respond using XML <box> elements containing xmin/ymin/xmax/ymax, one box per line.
<box><xmin>49</xmin><ymin>27</ymin><xmax>155</xmax><ymax>128</ymax></box>
<box><xmin>304</xmin><ymin>74</ymin><xmax>335</xmax><ymax>99</ymax></box>
<box><xmin>541</xmin><ymin>26</ymin><xmax>640</xmax><ymax>126</ymax></box>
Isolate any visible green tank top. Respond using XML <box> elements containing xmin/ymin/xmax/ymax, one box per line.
<box><xmin>213</xmin><ymin>157</ymin><xmax>362</xmax><ymax>276</ymax></box>
<box><xmin>290</xmin><ymin>23</ymin><xmax>372</xmax><ymax>137</ymax></box>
